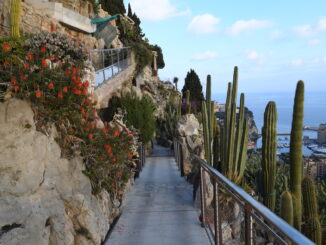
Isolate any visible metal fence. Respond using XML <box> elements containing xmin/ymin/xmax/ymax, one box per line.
<box><xmin>135</xmin><ymin>142</ymin><xmax>145</xmax><ymax>179</ymax></box>
<box><xmin>173</xmin><ymin>138</ymin><xmax>314</xmax><ymax>245</ymax></box>
<box><xmin>88</xmin><ymin>47</ymin><xmax>131</xmax><ymax>88</ymax></box>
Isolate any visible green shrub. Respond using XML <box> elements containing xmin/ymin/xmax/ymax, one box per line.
<box><xmin>120</xmin><ymin>92</ymin><xmax>155</xmax><ymax>144</ymax></box>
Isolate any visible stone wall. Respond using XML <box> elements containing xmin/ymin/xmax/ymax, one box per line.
<box><xmin>49</xmin><ymin>0</ymin><xmax>94</xmax><ymax>17</ymax></box>
<box><xmin>0</xmin><ymin>1</ymin><xmax>104</xmax><ymax>50</ymax></box>
<box><xmin>0</xmin><ymin>99</ymin><xmax>132</xmax><ymax>245</ymax></box>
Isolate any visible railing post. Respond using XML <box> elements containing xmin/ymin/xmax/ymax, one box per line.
<box><xmin>213</xmin><ymin>181</ymin><xmax>223</xmax><ymax>245</ymax></box>
<box><xmin>111</xmin><ymin>50</ymin><xmax>114</xmax><ymax>76</ymax></box>
<box><xmin>179</xmin><ymin>144</ymin><xmax>184</xmax><ymax>177</ymax></box>
<box><xmin>245</xmin><ymin>204</ymin><xmax>253</xmax><ymax>245</ymax></box>
<box><xmin>200</xmin><ymin>165</ymin><xmax>206</xmax><ymax>228</ymax></box>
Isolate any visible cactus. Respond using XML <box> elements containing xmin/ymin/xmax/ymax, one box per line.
<box><xmin>289</xmin><ymin>80</ymin><xmax>304</xmax><ymax>231</ymax></box>
<box><xmin>185</xmin><ymin>90</ymin><xmax>191</xmax><ymax>114</ymax></box>
<box><xmin>261</xmin><ymin>101</ymin><xmax>278</xmax><ymax>211</ymax></box>
<box><xmin>280</xmin><ymin>191</ymin><xmax>294</xmax><ymax>226</ymax></box>
<box><xmin>10</xmin><ymin>0</ymin><xmax>21</xmax><ymax>37</ymax></box>
<box><xmin>220</xmin><ymin>67</ymin><xmax>249</xmax><ymax>184</ymax></box>
<box><xmin>302</xmin><ymin>177</ymin><xmax>322</xmax><ymax>244</ymax></box>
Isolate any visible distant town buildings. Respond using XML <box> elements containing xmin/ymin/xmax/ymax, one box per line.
<box><xmin>304</xmin><ymin>158</ymin><xmax>326</xmax><ymax>180</ymax></box>
<box><xmin>317</xmin><ymin>124</ymin><xmax>326</xmax><ymax>144</ymax></box>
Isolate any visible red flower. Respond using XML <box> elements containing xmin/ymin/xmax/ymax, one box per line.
<box><xmin>82</xmin><ymin>90</ymin><xmax>87</xmax><ymax>95</ymax></box>
<box><xmin>3</xmin><ymin>61</ymin><xmax>9</xmax><ymax>67</ymax></box>
<box><xmin>62</xmin><ymin>86</ymin><xmax>68</xmax><ymax>93</ymax></box>
<box><xmin>23</xmin><ymin>63</ymin><xmax>29</xmax><ymax>69</ymax></box>
<box><xmin>102</xmin><ymin>128</ymin><xmax>107</xmax><ymax>133</ymax></box>
<box><xmin>26</xmin><ymin>53</ymin><xmax>34</xmax><ymax>60</ymax></box>
<box><xmin>80</xmin><ymin>107</ymin><xmax>85</xmax><ymax>113</ymax></box>
<box><xmin>3</xmin><ymin>42</ymin><xmax>10</xmax><ymax>52</ymax></box>
<box><xmin>105</xmin><ymin>144</ymin><xmax>112</xmax><ymax>153</ymax></box>
<box><xmin>13</xmin><ymin>86</ymin><xmax>19</xmax><ymax>92</ymax></box>
<box><xmin>35</xmin><ymin>91</ymin><xmax>41</xmax><ymax>98</ymax></box>
<box><xmin>40</xmin><ymin>45</ymin><xmax>46</xmax><ymax>53</ymax></box>
<box><xmin>77</xmin><ymin>82</ymin><xmax>83</xmax><ymax>89</ymax></box>
<box><xmin>48</xmin><ymin>83</ymin><xmax>54</xmax><ymax>89</ymax></box>
<box><xmin>126</xmin><ymin>131</ymin><xmax>133</xmax><ymax>137</ymax></box>
<box><xmin>65</xmin><ymin>70</ymin><xmax>70</xmax><ymax>77</ymax></box>
<box><xmin>111</xmin><ymin>182</ymin><xmax>115</xmax><ymax>188</ymax></box>
<box><xmin>128</xmin><ymin>153</ymin><xmax>133</xmax><ymax>159</ymax></box>
<box><xmin>73</xmin><ymin>89</ymin><xmax>81</xmax><ymax>95</ymax></box>
<box><xmin>10</xmin><ymin>77</ymin><xmax>17</xmax><ymax>85</ymax></box>
<box><xmin>108</xmin><ymin>152</ymin><xmax>113</xmax><ymax>157</ymax></box>
<box><xmin>113</xmin><ymin>130</ymin><xmax>120</xmax><ymax>137</ymax></box>
<box><xmin>80</xmin><ymin>119</ymin><xmax>85</xmax><ymax>125</ymax></box>
<box><xmin>88</xmin><ymin>134</ymin><xmax>93</xmax><ymax>140</ymax></box>
<box><xmin>112</xmin><ymin>158</ymin><xmax>117</xmax><ymax>162</ymax></box>
<box><xmin>57</xmin><ymin>91</ymin><xmax>63</xmax><ymax>99</ymax></box>
<box><xmin>83</xmin><ymin>81</ymin><xmax>90</xmax><ymax>88</ymax></box>
<box><xmin>42</xmin><ymin>59</ymin><xmax>47</xmax><ymax>68</ymax></box>
<box><xmin>50</xmin><ymin>56</ymin><xmax>55</xmax><ymax>61</ymax></box>
<box><xmin>72</xmin><ymin>67</ymin><xmax>78</xmax><ymax>74</ymax></box>
<box><xmin>115</xmin><ymin>172</ymin><xmax>122</xmax><ymax>178</ymax></box>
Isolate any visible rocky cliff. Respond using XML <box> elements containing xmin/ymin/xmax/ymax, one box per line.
<box><xmin>0</xmin><ymin>99</ymin><xmax>131</xmax><ymax>245</ymax></box>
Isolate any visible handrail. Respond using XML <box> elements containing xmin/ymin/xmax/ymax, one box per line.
<box><xmin>135</xmin><ymin>142</ymin><xmax>146</xmax><ymax>179</ymax></box>
<box><xmin>173</xmin><ymin>138</ymin><xmax>314</xmax><ymax>245</ymax></box>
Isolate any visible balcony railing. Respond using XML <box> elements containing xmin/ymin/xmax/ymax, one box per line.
<box><xmin>173</xmin><ymin>138</ymin><xmax>314</xmax><ymax>245</ymax></box>
<box><xmin>88</xmin><ymin>47</ymin><xmax>131</xmax><ymax>88</ymax></box>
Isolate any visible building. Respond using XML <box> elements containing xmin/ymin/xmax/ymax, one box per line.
<box><xmin>317</xmin><ymin>124</ymin><xmax>326</xmax><ymax>144</ymax></box>
<box><xmin>304</xmin><ymin>160</ymin><xmax>317</xmax><ymax>179</ymax></box>
<box><xmin>317</xmin><ymin>159</ymin><xmax>326</xmax><ymax>179</ymax></box>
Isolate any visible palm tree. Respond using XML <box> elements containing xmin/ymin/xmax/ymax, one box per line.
<box><xmin>173</xmin><ymin>77</ymin><xmax>179</xmax><ymax>91</ymax></box>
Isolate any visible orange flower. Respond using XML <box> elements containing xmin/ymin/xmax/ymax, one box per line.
<box><xmin>13</xmin><ymin>86</ymin><xmax>19</xmax><ymax>92</ymax></box>
<box><xmin>35</xmin><ymin>91</ymin><xmax>41</xmax><ymax>98</ymax></box>
<box><xmin>105</xmin><ymin>144</ymin><xmax>112</xmax><ymax>153</ymax></box>
<box><xmin>83</xmin><ymin>81</ymin><xmax>90</xmax><ymax>88</ymax></box>
<box><xmin>50</xmin><ymin>24</ymin><xmax>55</xmax><ymax>32</ymax></box>
<box><xmin>23</xmin><ymin>63</ymin><xmax>29</xmax><ymax>69</ymax></box>
<box><xmin>62</xmin><ymin>86</ymin><xmax>68</xmax><ymax>93</ymax></box>
<box><xmin>128</xmin><ymin>153</ymin><xmax>133</xmax><ymax>159</ymax></box>
<box><xmin>115</xmin><ymin>172</ymin><xmax>122</xmax><ymax>178</ymax></box>
<box><xmin>41</xmin><ymin>59</ymin><xmax>47</xmax><ymax>68</ymax></box>
<box><xmin>40</xmin><ymin>45</ymin><xmax>46</xmax><ymax>53</ymax></box>
<box><xmin>73</xmin><ymin>89</ymin><xmax>81</xmax><ymax>95</ymax></box>
<box><xmin>48</xmin><ymin>83</ymin><xmax>54</xmax><ymax>89</ymax></box>
<box><xmin>113</xmin><ymin>130</ymin><xmax>120</xmax><ymax>137</ymax></box>
<box><xmin>3</xmin><ymin>61</ymin><xmax>9</xmax><ymax>67</ymax></box>
<box><xmin>88</xmin><ymin>133</ymin><xmax>93</xmax><ymax>140</ymax></box>
<box><xmin>3</xmin><ymin>42</ymin><xmax>10</xmax><ymax>52</ymax></box>
<box><xmin>112</xmin><ymin>158</ymin><xmax>117</xmax><ymax>162</ymax></box>
<box><xmin>26</xmin><ymin>53</ymin><xmax>33</xmax><ymax>60</ymax></box>
<box><xmin>57</xmin><ymin>91</ymin><xmax>63</xmax><ymax>99</ymax></box>
<box><xmin>10</xmin><ymin>77</ymin><xmax>17</xmax><ymax>85</ymax></box>
<box><xmin>111</xmin><ymin>182</ymin><xmax>115</xmax><ymax>188</ymax></box>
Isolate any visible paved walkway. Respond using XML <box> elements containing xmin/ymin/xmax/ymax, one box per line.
<box><xmin>107</xmin><ymin>145</ymin><xmax>211</xmax><ymax>245</ymax></box>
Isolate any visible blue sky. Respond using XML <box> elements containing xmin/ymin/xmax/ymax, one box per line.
<box><xmin>125</xmin><ymin>0</ymin><xmax>326</xmax><ymax>93</ymax></box>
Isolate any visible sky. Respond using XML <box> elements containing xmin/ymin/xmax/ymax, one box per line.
<box><xmin>124</xmin><ymin>0</ymin><xmax>326</xmax><ymax>93</ymax></box>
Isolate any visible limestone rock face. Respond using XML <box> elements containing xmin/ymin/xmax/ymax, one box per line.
<box><xmin>0</xmin><ymin>99</ymin><xmax>128</xmax><ymax>245</ymax></box>
<box><xmin>177</xmin><ymin>114</ymin><xmax>200</xmax><ymax>137</ymax></box>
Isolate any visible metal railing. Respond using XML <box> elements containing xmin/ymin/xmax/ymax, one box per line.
<box><xmin>88</xmin><ymin>47</ymin><xmax>131</xmax><ymax>88</ymax></box>
<box><xmin>173</xmin><ymin>138</ymin><xmax>314</xmax><ymax>245</ymax></box>
<box><xmin>135</xmin><ymin>142</ymin><xmax>146</xmax><ymax>179</ymax></box>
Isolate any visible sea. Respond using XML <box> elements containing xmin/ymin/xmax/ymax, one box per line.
<box><xmin>212</xmin><ymin>91</ymin><xmax>326</xmax><ymax>156</ymax></box>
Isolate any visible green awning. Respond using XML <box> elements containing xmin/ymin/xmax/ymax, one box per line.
<box><xmin>91</xmin><ymin>15</ymin><xmax>119</xmax><ymax>24</ymax></box>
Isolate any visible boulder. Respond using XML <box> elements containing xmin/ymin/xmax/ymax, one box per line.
<box><xmin>0</xmin><ymin>99</ymin><xmax>130</xmax><ymax>245</ymax></box>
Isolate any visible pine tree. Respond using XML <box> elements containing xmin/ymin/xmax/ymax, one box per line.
<box><xmin>127</xmin><ymin>3</ymin><xmax>132</xmax><ymax>17</ymax></box>
<box><xmin>100</xmin><ymin>0</ymin><xmax>126</xmax><ymax>15</ymax></box>
<box><xmin>181</xmin><ymin>69</ymin><xmax>204</xmax><ymax>108</ymax></box>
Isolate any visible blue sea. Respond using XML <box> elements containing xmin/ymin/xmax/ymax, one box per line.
<box><xmin>213</xmin><ymin>91</ymin><xmax>326</xmax><ymax>156</ymax></box>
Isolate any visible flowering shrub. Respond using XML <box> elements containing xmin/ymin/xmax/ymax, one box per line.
<box><xmin>0</xmin><ymin>33</ymin><xmax>136</xmax><ymax>198</ymax></box>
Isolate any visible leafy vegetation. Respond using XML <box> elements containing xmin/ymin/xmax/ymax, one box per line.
<box><xmin>181</xmin><ymin>69</ymin><xmax>204</xmax><ymax>110</ymax></box>
<box><xmin>0</xmin><ymin>33</ymin><xmax>136</xmax><ymax>198</ymax></box>
<box><xmin>99</xmin><ymin>0</ymin><xmax>126</xmax><ymax>15</ymax></box>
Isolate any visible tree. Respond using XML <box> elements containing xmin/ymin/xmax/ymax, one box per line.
<box><xmin>127</xmin><ymin>3</ymin><xmax>132</xmax><ymax>17</ymax></box>
<box><xmin>182</xmin><ymin>69</ymin><xmax>204</xmax><ymax>105</ymax></box>
<box><xmin>173</xmin><ymin>77</ymin><xmax>179</xmax><ymax>91</ymax></box>
<box><xmin>100</xmin><ymin>0</ymin><xmax>126</xmax><ymax>15</ymax></box>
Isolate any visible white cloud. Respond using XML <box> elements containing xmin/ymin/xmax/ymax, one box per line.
<box><xmin>130</xmin><ymin>0</ymin><xmax>190</xmax><ymax>21</ymax></box>
<box><xmin>308</xmin><ymin>39</ymin><xmax>322</xmax><ymax>46</ymax></box>
<box><xmin>226</xmin><ymin>19</ymin><xmax>273</xmax><ymax>36</ymax></box>
<box><xmin>187</xmin><ymin>14</ymin><xmax>220</xmax><ymax>34</ymax></box>
<box><xmin>270</xmin><ymin>30</ymin><xmax>284</xmax><ymax>40</ymax></box>
<box><xmin>295</xmin><ymin>17</ymin><xmax>326</xmax><ymax>37</ymax></box>
<box><xmin>292</xmin><ymin>59</ymin><xmax>304</xmax><ymax>67</ymax></box>
<box><xmin>193</xmin><ymin>51</ymin><xmax>218</xmax><ymax>60</ymax></box>
<box><xmin>247</xmin><ymin>51</ymin><xmax>259</xmax><ymax>60</ymax></box>
<box><xmin>246</xmin><ymin>50</ymin><xmax>268</xmax><ymax>64</ymax></box>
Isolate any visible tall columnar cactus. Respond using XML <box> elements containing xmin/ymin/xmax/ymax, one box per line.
<box><xmin>10</xmin><ymin>0</ymin><xmax>21</xmax><ymax>37</ymax></box>
<box><xmin>261</xmin><ymin>101</ymin><xmax>278</xmax><ymax>211</ymax></box>
<box><xmin>220</xmin><ymin>67</ymin><xmax>249</xmax><ymax>184</ymax></box>
<box><xmin>289</xmin><ymin>80</ymin><xmax>304</xmax><ymax>231</ymax></box>
<box><xmin>302</xmin><ymin>177</ymin><xmax>322</xmax><ymax>245</ymax></box>
<box><xmin>186</xmin><ymin>90</ymin><xmax>191</xmax><ymax>114</ymax></box>
<box><xmin>280</xmin><ymin>191</ymin><xmax>294</xmax><ymax>226</ymax></box>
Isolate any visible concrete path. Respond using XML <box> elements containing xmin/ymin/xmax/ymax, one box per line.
<box><xmin>106</xmin><ymin>144</ymin><xmax>211</xmax><ymax>245</ymax></box>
